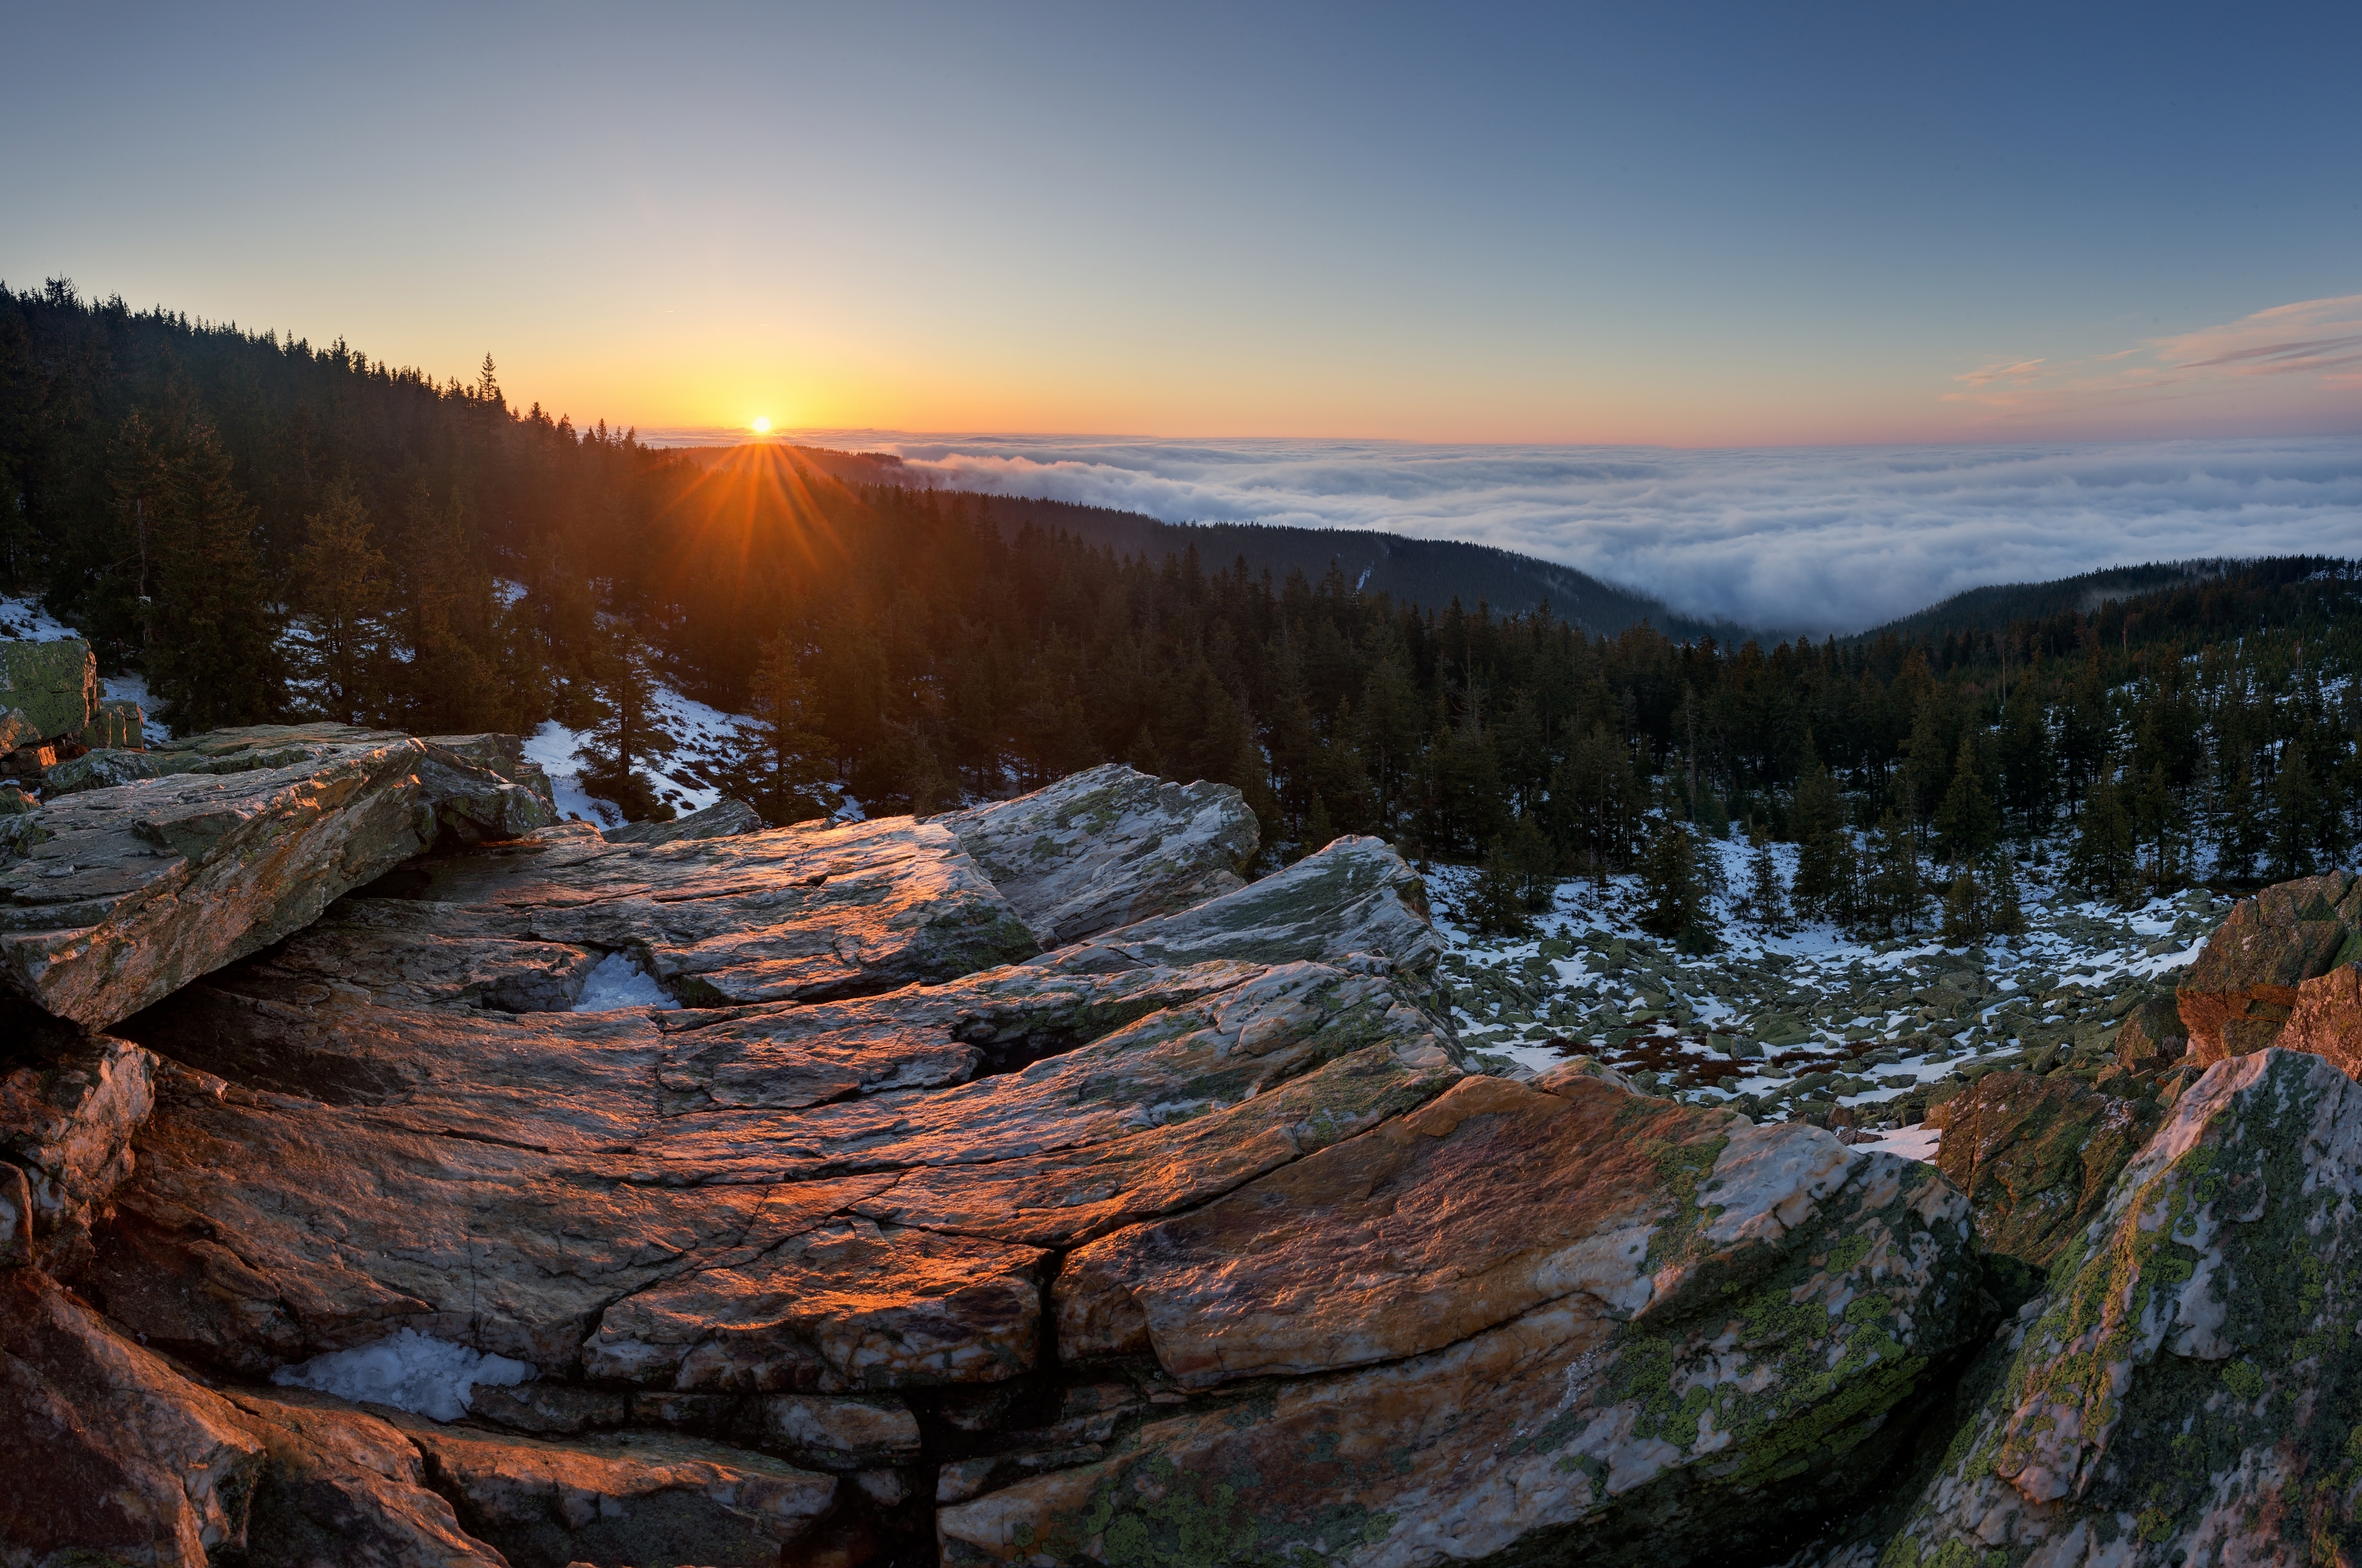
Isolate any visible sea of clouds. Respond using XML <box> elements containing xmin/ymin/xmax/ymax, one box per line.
<box><xmin>644</xmin><ymin>431</ymin><xmax>2362</xmax><ymax>634</ymax></box>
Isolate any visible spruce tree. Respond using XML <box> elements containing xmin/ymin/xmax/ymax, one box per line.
<box><xmin>146</xmin><ymin>420</ymin><xmax>284</xmax><ymax>730</ymax></box>
<box><xmin>2068</xmin><ymin>775</ymin><xmax>2137</xmax><ymax>904</ymax></box>
<box><xmin>577</xmin><ymin>624</ymin><xmax>676</xmax><ymax>823</ymax></box>
<box><xmin>1790</xmin><ymin>760</ymin><xmax>1849</xmax><ymax>917</ymax></box>
<box><xmin>2269</xmin><ymin>749</ymin><xmax>2320</xmax><ymax>881</ymax></box>
<box><xmin>1638</xmin><ymin>805</ymin><xmax>1716</xmax><ymax>955</ymax></box>
<box><xmin>1464</xmin><ymin>838</ymin><xmax>1535</xmax><ymax>939</ymax></box>
<box><xmin>1744</xmin><ymin>825</ymin><xmax>1789</xmax><ymax>931</ymax></box>
<box><xmin>293</xmin><ymin>478</ymin><xmax>391</xmax><ymax>725</ymax></box>
<box><xmin>735</xmin><ymin>631</ymin><xmax>835</xmax><ymax>826</ymax></box>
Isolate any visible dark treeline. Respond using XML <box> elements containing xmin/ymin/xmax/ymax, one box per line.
<box><xmin>6</xmin><ymin>281</ymin><xmax>2360</xmax><ymax>943</ymax></box>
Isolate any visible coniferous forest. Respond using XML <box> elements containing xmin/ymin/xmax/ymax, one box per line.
<box><xmin>6</xmin><ymin>280</ymin><xmax>2361</xmax><ymax>948</ymax></box>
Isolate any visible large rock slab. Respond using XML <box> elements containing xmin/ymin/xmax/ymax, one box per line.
<box><xmin>947</xmin><ymin>1065</ymin><xmax>1987</xmax><ymax>1568</ymax></box>
<box><xmin>0</xmin><ymin>1267</ymin><xmax>267</xmax><ymax>1567</ymax></box>
<box><xmin>2177</xmin><ymin>871</ymin><xmax>2360</xmax><ymax>1065</ymax></box>
<box><xmin>941</xmin><ymin>763</ymin><xmax>1257</xmax><ymax>945</ymax></box>
<box><xmin>0</xmin><ymin>634</ymin><xmax>97</xmax><ymax>740</ymax></box>
<box><xmin>603</xmin><ymin>794</ymin><xmax>761</xmax><ymax>844</ymax></box>
<box><xmin>0</xmin><ymin>731</ymin><xmax>543</xmax><ymax>1027</ymax></box>
<box><xmin>1883</xmin><ymin>1048</ymin><xmax>2362</xmax><ymax>1566</ymax></box>
<box><xmin>1042</xmin><ymin>831</ymin><xmax>1442</xmax><ymax>978</ymax></box>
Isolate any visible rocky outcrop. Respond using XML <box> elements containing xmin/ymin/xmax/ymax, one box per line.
<box><xmin>941</xmin><ymin>764</ymin><xmax>1257</xmax><ymax>945</ymax></box>
<box><xmin>1044</xmin><ymin>830</ymin><xmax>1440</xmax><ymax>977</ymax></box>
<box><xmin>3</xmin><ymin>749</ymin><xmax>2031</xmax><ymax>1568</ymax></box>
<box><xmin>0</xmin><ymin>730</ymin><xmax>548</xmax><ymax>1028</ymax></box>
<box><xmin>1883</xmin><ymin>1047</ymin><xmax>2362</xmax><ymax>1566</ymax></box>
<box><xmin>0</xmin><ymin>1267</ymin><xmax>268</xmax><ymax>1566</ymax></box>
<box><xmin>2176</xmin><ymin>870</ymin><xmax>2360</xmax><ymax>1064</ymax></box>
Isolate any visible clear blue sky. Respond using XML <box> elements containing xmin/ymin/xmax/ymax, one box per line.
<box><xmin>5</xmin><ymin>2</ymin><xmax>2357</xmax><ymax>443</ymax></box>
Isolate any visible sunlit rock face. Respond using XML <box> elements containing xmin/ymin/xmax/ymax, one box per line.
<box><xmin>2</xmin><ymin>749</ymin><xmax>2017</xmax><ymax>1567</ymax></box>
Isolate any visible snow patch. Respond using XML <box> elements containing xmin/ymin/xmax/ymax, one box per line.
<box><xmin>99</xmin><ymin>672</ymin><xmax>172</xmax><ymax>744</ymax></box>
<box><xmin>571</xmin><ymin>951</ymin><xmax>679</xmax><ymax>1012</ymax></box>
<box><xmin>524</xmin><ymin>719</ymin><xmax>619</xmax><ymax>827</ymax></box>
<box><xmin>1859</xmin><ymin>1125</ymin><xmax>1943</xmax><ymax>1163</ymax></box>
<box><xmin>270</xmin><ymin>1329</ymin><xmax>534</xmax><ymax>1422</ymax></box>
<box><xmin>0</xmin><ymin>595</ymin><xmax>83</xmax><ymax>642</ymax></box>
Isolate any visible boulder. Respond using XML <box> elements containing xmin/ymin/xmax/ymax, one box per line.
<box><xmin>2177</xmin><ymin>871</ymin><xmax>2360</xmax><ymax>1065</ymax></box>
<box><xmin>603</xmin><ymin>794</ymin><xmax>761</xmax><ymax>844</ymax></box>
<box><xmin>0</xmin><ymin>1032</ymin><xmax>159</xmax><ymax>1267</ymax></box>
<box><xmin>1883</xmin><ymin>1048</ymin><xmax>2362</xmax><ymax>1566</ymax></box>
<box><xmin>0</xmin><ymin>1267</ymin><xmax>267</xmax><ymax>1567</ymax></box>
<box><xmin>0</xmin><ymin>731</ymin><xmax>533</xmax><ymax>1027</ymax></box>
<box><xmin>0</xmin><ymin>635</ymin><xmax>98</xmax><ymax>740</ymax></box>
<box><xmin>2112</xmin><ymin>993</ymin><xmax>2188</xmax><ymax>1068</ymax></box>
<box><xmin>941</xmin><ymin>763</ymin><xmax>1257</xmax><ymax>945</ymax></box>
<box><xmin>948</xmin><ymin>1066</ymin><xmax>1986</xmax><ymax>1568</ymax></box>
<box><xmin>1927</xmin><ymin>1068</ymin><xmax>2160</xmax><ymax>1272</ymax></box>
<box><xmin>1042</xmin><ymin>831</ymin><xmax>1442</xmax><ymax>978</ymax></box>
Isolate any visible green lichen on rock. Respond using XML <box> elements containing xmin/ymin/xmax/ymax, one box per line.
<box><xmin>1880</xmin><ymin>1048</ymin><xmax>2362</xmax><ymax>1567</ymax></box>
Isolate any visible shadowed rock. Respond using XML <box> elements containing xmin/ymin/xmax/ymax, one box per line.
<box><xmin>1927</xmin><ymin>1068</ymin><xmax>2160</xmax><ymax>1272</ymax></box>
<box><xmin>0</xmin><ymin>1033</ymin><xmax>158</xmax><ymax>1268</ymax></box>
<box><xmin>0</xmin><ymin>635</ymin><xmax>98</xmax><ymax>741</ymax></box>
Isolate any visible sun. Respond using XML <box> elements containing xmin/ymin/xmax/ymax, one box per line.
<box><xmin>750</xmin><ymin>416</ymin><xmax>772</xmax><ymax>435</ymax></box>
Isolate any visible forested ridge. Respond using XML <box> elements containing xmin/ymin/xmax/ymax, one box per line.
<box><xmin>6</xmin><ymin>280</ymin><xmax>2360</xmax><ymax>945</ymax></box>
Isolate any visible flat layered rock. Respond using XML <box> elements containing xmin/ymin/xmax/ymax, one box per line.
<box><xmin>1884</xmin><ymin>1048</ymin><xmax>2362</xmax><ymax>1566</ymax></box>
<box><xmin>2177</xmin><ymin>871</ymin><xmax>2360</xmax><ymax>1065</ymax></box>
<box><xmin>0</xmin><ymin>731</ymin><xmax>545</xmax><ymax>1027</ymax></box>
<box><xmin>946</xmin><ymin>1068</ymin><xmax>1986</xmax><ymax>1568</ymax></box>
<box><xmin>339</xmin><ymin>815</ymin><xmax>1042</xmax><ymax>1008</ymax></box>
<box><xmin>604</xmin><ymin>795</ymin><xmax>761</xmax><ymax>844</ymax></box>
<box><xmin>223</xmin><ymin>1388</ymin><xmax>508</xmax><ymax>1567</ymax></box>
<box><xmin>1043</xmin><ymin>831</ymin><xmax>1442</xmax><ymax>977</ymax></box>
<box><xmin>941</xmin><ymin>763</ymin><xmax>1257</xmax><ymax>945</ymax></box>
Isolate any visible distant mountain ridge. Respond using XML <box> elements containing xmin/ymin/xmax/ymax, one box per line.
<box><xmin>1849</xmin><ymin>555</ymin><xmax>2359</xmax><ymax>646</ymax></box>
<box><xmin>685</xmin><ymin>442</ymin><xmax>1748</xmax><ymax>642</ymax></box>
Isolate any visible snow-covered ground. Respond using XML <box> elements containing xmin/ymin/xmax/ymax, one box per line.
<box><xmin>1427</xmin><ymin>834</ymin><xmax>2225</xmax><ymax>1166</ymax></box>
<box><xmin>525</xmin><ymin>680</ymin><xmax>757</xmax><ymax>828</ymax></box>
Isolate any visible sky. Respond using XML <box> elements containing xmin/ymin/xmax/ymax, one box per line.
<box><xmin>5</xmin><ymin>2</ymin><xmax>2360</xmax><ymax>448</ymax></box>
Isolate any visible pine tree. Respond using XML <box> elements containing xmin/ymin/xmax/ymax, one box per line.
<box><xmin>1864</xmin><ymin>808</ymin><xmax>1923</xmax><ymax>935</ymax></box>
<box><xmin>1933</xmin><ymin>734</ymin><xmax>2001</xmax><ymax>871</ymax></box>
<box><xmin>293</xmin><ymin>479</ymin><xmax>391</xmax><ymax>725</ymax></box>
<box><xmin>1501</xmin><ymin>812</ymin><xmax>1559</xmax><ymax>912</ymax></box>
<box><xmin>736</xmin><ymin>631</ymin><xmax>835</xmax><ymax>826</ymax></box>
<box><xmin>2216</xmin><ymin>749</ymin><xmax>2264</xmax><ymax>883</ymax></box>
<box><xmin>146</xmin><ymin>420</ymin><xmax>284</xmax><ymax>730</ymax></box>
<box><xmin>2269</xmin><ymin>749</ymin><xmax>2321</xmax><ymax>881</ymax></box>
<box><xmin>1554</xmin><ymin>723</ymin><xmax>1642</xmax><ymax>891</ymax></box>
